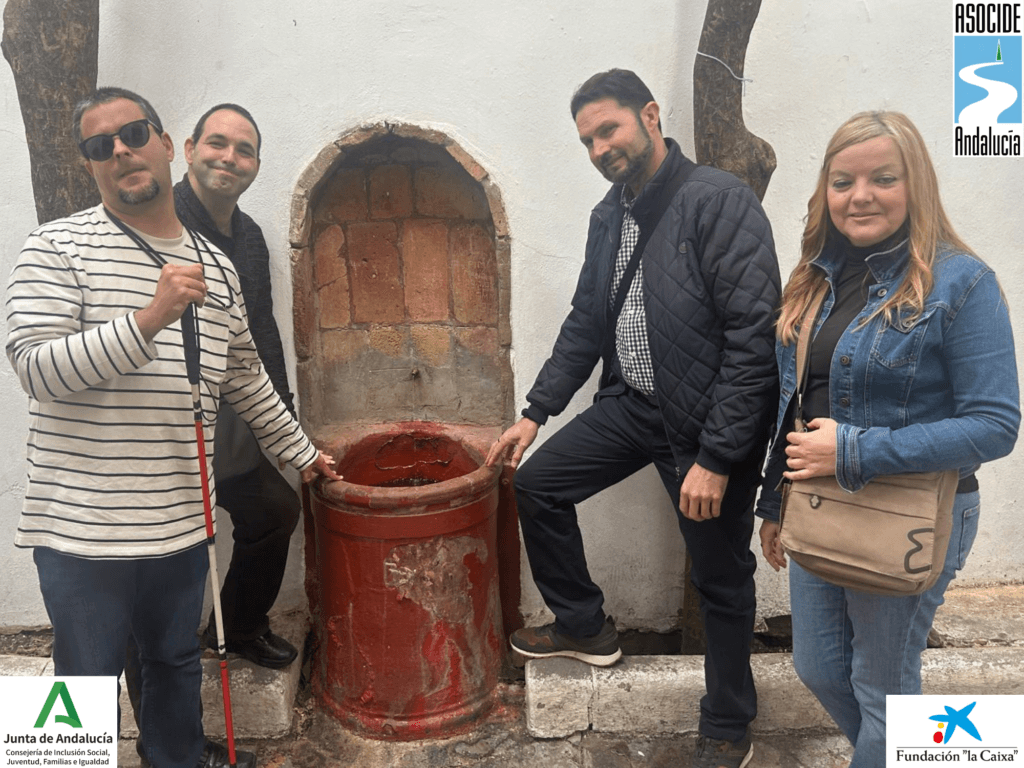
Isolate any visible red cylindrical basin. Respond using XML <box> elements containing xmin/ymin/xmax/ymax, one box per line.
<box><xmin>309</xmin><ymin>423</ymin><xmax>502</xmax><ymax>740</ymax></box>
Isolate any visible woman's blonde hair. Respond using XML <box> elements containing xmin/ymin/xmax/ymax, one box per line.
<box><xmin>777</xmin><ymin>111</ymin><xmax>975</xmax><ymax>344</ymax></box>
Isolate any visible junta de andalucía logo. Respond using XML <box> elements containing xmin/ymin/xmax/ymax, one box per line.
<box><xmin>33</xmin><ymin>681</ymin><xmax>82</xmax><ymax>728</ymax></box>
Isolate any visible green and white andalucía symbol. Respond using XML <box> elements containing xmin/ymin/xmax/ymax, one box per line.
<box><xmin>33</xmin><ymin>681</ymin><xmax>83</xmax><ymax>728</ymax></box>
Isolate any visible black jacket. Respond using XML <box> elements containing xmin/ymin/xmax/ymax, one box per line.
<box><xmin>174</xmin><ymin>176</ymin><xmax>294</xmax><ymax>413</ymax></box>
<box><xmin>524</xmin><ymin>140</ymin><xmax>780</xmax><ymax>476</ymax></box>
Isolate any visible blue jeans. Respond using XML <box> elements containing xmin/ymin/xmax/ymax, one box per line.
<box><xmin>789</xmin><ymin>490</ymin><xmax>980</xmax><ymax>768</ymax></box>
<box><xmin>124</xmin><ymin>452</ymin><xmax>300</xmax><ymax>736</ymax></box>
<box><xmin>34</xmin><ymin>545</ymin><xmax>209</xmax><ymax>768</ymax></box>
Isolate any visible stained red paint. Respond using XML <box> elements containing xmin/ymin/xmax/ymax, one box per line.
<box><xmin>310</xmin><ymin>424</ymin><xmax>503</xmax><ymax>740</ymax></box>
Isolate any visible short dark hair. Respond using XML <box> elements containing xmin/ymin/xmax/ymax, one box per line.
<box><xmin>72</xmin><ymin>87</ymin><xmax>163</xmax><ymax>144</ymax></box>
<box><xmin>570</xmin><ymin>69</ymin><xmax>658</xmax><ymax>127</ymax></box>
<box><xmin>191</xmin><ymin>103</ymin><xmax>262</xmax><ymax>159</ymax></box>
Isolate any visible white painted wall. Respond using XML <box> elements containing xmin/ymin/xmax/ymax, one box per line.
<box><xmin>0</xmin><ymin>0</ymin><xmax>1020</xmax><ymax>630</ymax></box>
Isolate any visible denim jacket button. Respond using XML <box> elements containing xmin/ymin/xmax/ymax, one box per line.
<box><xmin>840</xmin><ymin>397</ymin><xmax>850</xmax><ymax>406</ymax></box>
<box><xmin>840</xmin><ymin>355</ymin><xmax>851</xmax><ymax>365</ymax></box>
<box><xmin>877</xmin><ymin>288</ymin><xmax>888</xmax><ymax>297</ymax></box>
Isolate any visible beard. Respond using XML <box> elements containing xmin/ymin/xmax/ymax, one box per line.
<box><xmin>598</xmin><ymin>127</ymin><xmax>654</xmax><ymax>186</ymax></box>
<box><xmin>118</xmin><ymin>177</ymin><xmax>160</xmax><ymax>205</ymax></box>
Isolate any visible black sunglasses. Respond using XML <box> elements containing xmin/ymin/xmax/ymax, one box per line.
<box><xmin>78</xmin><ymin>118</ymin><xmax>159</xmax><ymax>161</ymax></box>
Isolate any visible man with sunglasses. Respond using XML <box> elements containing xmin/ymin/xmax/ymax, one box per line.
<box><xmin>5</xmin><ymin>87</ymin><xmax>340</xmax><ymax>768</ymax></box>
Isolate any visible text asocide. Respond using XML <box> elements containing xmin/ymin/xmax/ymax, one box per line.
<box><xmin>956</xmin><ymin>3</ymin><xmax>1022</xmax><ymax>33</ymax></box>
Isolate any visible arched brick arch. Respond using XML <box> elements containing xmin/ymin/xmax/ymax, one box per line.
<box><xmin>288</xmin><ymin>123</ymin><xmax>512</xmax><ymax>432</ymax></box>
<box><xmin>290</xmin><ymin>124</ymin><xmax>521</xmax><ymax>641</ymax></box>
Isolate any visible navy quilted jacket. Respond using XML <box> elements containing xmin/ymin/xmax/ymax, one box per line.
<box><xmin>524</xmin><ymin>140</ymin><xmax>781</xmax><ymax>476</ymax></box>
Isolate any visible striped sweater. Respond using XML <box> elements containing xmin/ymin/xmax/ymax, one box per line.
<box><xmin>5</xmin><ymin>205</ymin><xmax>318</xmax><ymax>558</ymax></box>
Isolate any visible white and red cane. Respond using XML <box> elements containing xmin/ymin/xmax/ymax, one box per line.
<box><xmin>181</xmin><ymin>305</ymin><xmax>238</xmax><ymax>767</ymax></box>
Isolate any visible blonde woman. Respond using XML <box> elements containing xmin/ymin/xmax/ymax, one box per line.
<box><xmin>756</xmin><ymin>111</ymin><xmax>1019</xmax><ymax>767</ymax></box>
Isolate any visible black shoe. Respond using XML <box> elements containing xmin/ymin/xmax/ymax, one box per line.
<box><xmin>204</xmin><ymin>626</ymin><xmax>298</xmax><ymax>670</ymax></box>
<box><xmin>198</xmin><ymin>740</ymin><xmax>256</xmax><ymax>768</ymax></box>
<box><xmin>692</xmin><ymin>730</ymin><xmax>753</xmax><ymax>768</ymax></box>
<box><xmin>510</xmin><ymin>619</ymin><xmax>622</xmax><ymax>666</ymax></box>
<box><xmin>139</xmin><ymin>738</ymin><xmax>251</xmax><ymax>768</ymax></box>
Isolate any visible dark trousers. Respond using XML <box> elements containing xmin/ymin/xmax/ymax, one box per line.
<box><xmin>35</xmin><ymin>545</ymin><xmax>208</xmax><ymax>768</ymax></box>
<box><xmin>212</xmin><ymin>452</ymin><xmax>301</xmax><ymax>642</ymax></box>
<box><xmin>125</xmin><ymin>452</ymin><xmax>300</xmax><ymax>731</ymax></box>
<box><xmin>514</xmin><ymin>389</ymin><xmax>760</xmax><ymax>741</ymax></box>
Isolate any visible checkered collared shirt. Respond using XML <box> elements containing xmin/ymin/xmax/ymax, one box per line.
<box><xmin>609</xmin><ymin>189</ymin><xmax>656</xmax><ymax>396</ymax></box>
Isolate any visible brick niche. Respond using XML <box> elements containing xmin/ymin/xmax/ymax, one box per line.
<box><xmin>290</xmin><ymin>125</ymin><xmax>512</xmax><ymax>431</ymax></box>
<box><xmin>291</xmin><ymin>125</ymin><xmax>521</xmax><ymax>642</ymax></box>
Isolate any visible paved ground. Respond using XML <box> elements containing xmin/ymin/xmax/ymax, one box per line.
<box><xmin>15</xmin><ymin>582</ymin><xmax>1023</xmax><ymax>767</ymax></box>
<box><xmin>117</xmin><ymin>688</ymin><xmax>855</xmax><ymax>767</ymax></box>
<box><xmin>928</xmin><ymin>583</ymin><xmax>1024</xmax><ymax>648</ymax></box>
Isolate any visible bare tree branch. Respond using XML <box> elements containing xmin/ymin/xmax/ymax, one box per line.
<box><xmin>693</xmin><ymin>0</ymin><xmax>776</xmax><ymax>201</ymax></box>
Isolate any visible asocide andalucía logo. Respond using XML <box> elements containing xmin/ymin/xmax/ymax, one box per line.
<box><xmin>953</xmin><ymin>2</ymin><xmax>1023</xmax><ymax>157</ymax></box>
<box><xmin>888</xmin><ymin>695</ymin><xmax>1024</xmax><ymax>764</ymax></box>
<box><xmin>0</xmin><ymin>677</ymin><xmax>116</xmax><ymax>767</ymax></box>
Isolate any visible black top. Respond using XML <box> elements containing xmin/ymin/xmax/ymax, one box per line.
<box><xmin>804</xmin><ymin>237</ymin><xmax>875</xmax><ymax>420</ymax></box>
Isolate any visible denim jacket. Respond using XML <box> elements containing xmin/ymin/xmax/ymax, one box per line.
<box><xmin>756</xmin><ymin>238</ymin><xmax>1020</xmax><ymax>522</ymax></box>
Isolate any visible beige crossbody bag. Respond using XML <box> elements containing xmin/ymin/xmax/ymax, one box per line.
<box><xmin>778</xmin><ymin>290</ymin><xmax>959</xmax><ymax>595</ymax></box>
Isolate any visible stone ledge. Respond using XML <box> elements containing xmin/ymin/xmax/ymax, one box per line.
<box><xmin>0</xmin><ymin>611</ymin><xmax>307</xmax><ymax>741</ymax></box>
<box><xmin>116</xmin><ymin>653</ymin><xmax>301</xmax><ymax>740</ymax></box>
<box><xmin>525</xmin><ymin>647</ymin><xmax>1024</xmax><ymax>738</ymax></box>
<box><xmin>0</xmin><ymin>654</ymin><xmax>51</xmax><ymax>676</ymax></box>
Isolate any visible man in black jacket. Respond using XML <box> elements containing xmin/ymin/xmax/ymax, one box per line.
<box><xmin>178</xmin><ymin>103</ymin><xmax>300</xmax><ymax>670</ymax></box>
<box><xmin>486</xmin><ymin>70</ymin><xmax>780</xmax><ymax>768</ymax></box>
<box><xmin>127</xmin><ymin>104</ymin><xmax>300</xmax><ymax>768</ymax></box>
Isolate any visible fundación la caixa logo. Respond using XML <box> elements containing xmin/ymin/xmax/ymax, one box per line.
<box><xmin>0</xmin><ymin>677</ymin><xmax>116</xmax><ymax>767</ymax></box>
<box><xmin>888</xmin><ymin>695</ymin><xmax>1024</xmax><ymax>764</ymax></box>
<box><xmin>953</xmin><ymin>2</ymin><xmax>1023</xmax><ymax>157</ymax></box>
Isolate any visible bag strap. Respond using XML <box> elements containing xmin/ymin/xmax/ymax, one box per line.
<box><xmin>793</xmin><ymin>285</ymin><xmax>829</xmax><ymax>429</ymax></box>
<box><xmin>779</xmin><ymin>284</ymin><xmax>828</xmax><ymax>526</ymax></box>
<box><xmin>607</xmin><ymin>159</ymin><xmax>697</xmax><ymax>324</ymax></box>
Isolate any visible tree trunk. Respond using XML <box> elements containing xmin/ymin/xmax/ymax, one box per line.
<box><xmin>678</xmin><ymin>0</ymin><xmax>774</xmax><ymax>656</ymax></box>
<box><xmin>693</xmin><ymin>0</ymin><xmax>776</xmax><ymax>201</ymax></box>
<box><xmin>2</xmin><ymin>0</ymin><xmax>99</xmax><ymax>224</ymax></box>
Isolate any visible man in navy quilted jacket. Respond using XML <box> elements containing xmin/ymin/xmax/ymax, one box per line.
<box><xmin>486</xmin><ymin>69</ymin><xmax>780</xmax><ymax>768</ymax></box>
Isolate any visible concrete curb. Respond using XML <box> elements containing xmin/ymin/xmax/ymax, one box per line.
<box><xmin>525</xmin><ymin>647</ymin><xmax>1024</xmax><ymax>738</ymax></box>
<box><xmin>0</xmin><ymin>611</ymin><xmax>308</xmax><ymax>741</ymax></box>
<box><xmin>0</xmin><ymin>655</ymin><xmax>52</xmax><ymax>677</ymax></box>
<box><xmin>0</xmin><ymin>654</ymin><xmax>300</xmax><ymax>740</ymax></box>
